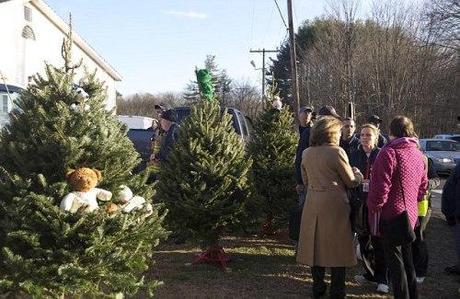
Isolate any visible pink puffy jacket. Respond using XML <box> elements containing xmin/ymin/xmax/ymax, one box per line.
<box><xmin>368</xmin><ymin>137</ymin><xmax>428</xmax><ymax>234</ymax></box>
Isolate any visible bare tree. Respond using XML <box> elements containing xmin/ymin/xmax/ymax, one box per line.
<box><xmin>424</xmin><ymin>0</ymin><xmax>460</xmax><ymax>49</ymax></box>
<box><xmin>116</xmin><ymin>92</ymin><xmax>183</xmax><ymax>118</ymax></box>
<box><xmin>291</xmin><ymin>0</ymin><xmax>458</xmax><ymax>136</ymax></box>
<box><xmin>228</xmin><ymin>79</ymin><xmax>263</xmax><ymax>120</ymax></box>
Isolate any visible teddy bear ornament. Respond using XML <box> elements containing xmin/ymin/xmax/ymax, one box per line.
<box><xmin>60</xmin><ymin>167</ymin><xmax>112</xmax><ymax>213</ymax></box>
<box><xmin>116</xmin><ymin>185</ymin><xmax>153</xmax><ymax>217</ymax></box>
<box><xmin>70</xmin><ymin>86</ymin><xmax>90</xmax><ymax>112</ymax></box>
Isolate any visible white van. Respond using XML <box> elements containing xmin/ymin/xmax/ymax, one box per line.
<box><xmin>117</xmin><ymin>115</ymin><xmax>155</xmax><ymax>130</ymax></box>
<box><xmin>434</xmin><ymin>134</ymin><xmax>460</xmax><ymax>143</ymax></box>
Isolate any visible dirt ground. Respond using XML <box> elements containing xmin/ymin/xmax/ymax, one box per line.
<box><xmin>148</xmin><ymin>207</ymin><xmax>460</xmax><ymax>299</ymax></box>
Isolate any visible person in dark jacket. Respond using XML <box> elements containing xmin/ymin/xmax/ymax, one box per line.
<box><xmin>295</xmin><ymin>106</ymin><xmax>314</xmax><ymax>207</ymax></box>
<box><xmin>340</xmin><ymin>117</ymin><xmax>360</xmax><ymax>157</ymax></box>
<box><xmin>155</xmin><ymin>109</ymin><xmax>179</xmax><ymax>163</ymax></box>
<box><xmin>147</xmin><ymin>119</ymin><xmax>161</xmax><ymax>166</ymax></box>
<box><xmin>368</xmin><ymin>115</ymin><xmax>388</xmax><ymax>148</ymax></box>
<box><xmin>443</xmin><ymin>162</ymin><xmax>460</xmax><ymax>276</ymax></box>
<box><xmin>295</xmin><ymin>105</ymin><xmax>341</xmax><ymax>194</ymax></box>
<box><xmin>298</xmin><ymin>106</ymin><xmax>313</xmax><ymax>136</ymax></box>
<box><xmin>350</xmin><ymin>123</ymin><xmax>388</xmax><ymax>294</ymax></box>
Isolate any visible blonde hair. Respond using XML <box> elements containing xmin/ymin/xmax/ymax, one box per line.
<box><xmin>309</xmin><ymin>116</ymin><xmax>342</xmax><ymax>146</ymax></box>
<box><xmin>360</xmin><ymin>123</ymin><xmax>379</xmax><ymax>147</ymax></box>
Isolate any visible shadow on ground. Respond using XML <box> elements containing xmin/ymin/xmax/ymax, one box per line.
<box><xmin>145</xmin><ymin>210</ymin><xmax>459</xmax><ymax>298</ymax></box>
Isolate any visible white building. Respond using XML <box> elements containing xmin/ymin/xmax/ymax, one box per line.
<box><xmin>0</xmin><ymin>0</ymin><xmax>122</xmax><ymax>126</ymax></box>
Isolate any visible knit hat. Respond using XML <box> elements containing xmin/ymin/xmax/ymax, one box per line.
<box><xmin>299</xmin><ymin>106</ymin><xmax>313</xmax><ymax>114</ymax></box>
<box><xmin>368</xmin><ymin>114</ymin><xmax>382</xmax><ymax>124</ymax></box>
<box><xmin>160</xmin><ymin>109</ymin><xmax>176</xmax><ymax>122</ymax></box>
<box><xmin>318</xmin><ymin>105</ymin><xmax>341</xmax><ymax>119</ymax></box>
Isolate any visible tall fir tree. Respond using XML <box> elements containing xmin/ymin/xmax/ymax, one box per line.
<box><xmin>157</xmin><ymin>69</ymin><xmax>251</xmax><ymax>267</ymax></box>
<box><xmin>269</xmin><ymin>21</ymin><xmax>316</xmax><ymax>106</ymax></box>
<box><xmin>183</xmin><ymin>55</ymin><xmax>232</xmax><ymax>106</ymax></box>
<box><xmin>247</xmin><ymin>86</ymin><xmax>298</xmax><ymax>232</ymax></box>
<box><xmin>0</xmin><ymin>33</ymin><xmax>167</xmax><ymax>297</ymax></box>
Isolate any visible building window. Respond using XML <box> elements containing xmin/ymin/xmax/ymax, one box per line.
<box><xmin>2</xmin><ymin>95</ymin><xmax>8</xmax><ymax>113</ymax></box>
<box><xmin>22</xmin><ymin>25</ymin><xmax>36</xmax><ymax>40</ymax></box>
<box><xmin>24</xmin><ymin>6</ymin><xmax>32</xmax><ymax>22</ymax></box>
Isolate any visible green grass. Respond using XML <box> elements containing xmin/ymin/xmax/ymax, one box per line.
<box><xmin>146</xmin><ymin>210</ymin><xmax>460</xmax><ymax>298</ymax></box>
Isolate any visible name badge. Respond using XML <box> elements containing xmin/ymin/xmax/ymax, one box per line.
<box><xmin>362</xmin><ymin>180</ymin><xmax>370</xmax><ymax>193</ymax></box>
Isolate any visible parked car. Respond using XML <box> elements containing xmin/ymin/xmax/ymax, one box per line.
<box><xmin>172</xmin><ymin>106</ymin><xmax>252</xmax><ymax>143</ymax></box>
<box><xmin>117</xmin><ymin>115</ymin><xmax>156</xmax><ymax>171</ymax></box>
<box><xmin>118</xmin><ymin>107</ymin><xmax>253</xmax><ymax>171</ymax></box>
<box><xmin>419</xmin><ymin>138</ymin><xmax>460</xmax><ymax>175</ymax></box>
<box><xmin>433</xmin><ymin>134</ymin><xmax>460</xmax><ymax>143</ymax></box>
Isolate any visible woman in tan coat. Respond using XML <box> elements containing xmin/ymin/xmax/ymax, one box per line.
<box><xmin>297</xmin><ymin>116</ymin><xmax>363</xmax><ymax>299</ymax></box>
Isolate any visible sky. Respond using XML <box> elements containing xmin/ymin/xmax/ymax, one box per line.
<box><xmin>45</xmin><ymin>0</ymin><xmax>371</xmax><ymax>96</ymax></box>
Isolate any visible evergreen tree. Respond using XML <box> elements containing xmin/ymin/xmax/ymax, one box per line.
<box><xmin>269</xmin><ymin>21</ymin><xmax>316</xmax><ymax>105</ymax></box>
<box><xmin>157</xmin><ymin>69</ymin><xmax>251</xmax><ymax>266</ymax></box>
<box><xmin>247</xmin><ymin>87</ymin><xmax>298</xmax><ymax>232</ymax></box>
<box><xmin>183</xmin><ymin>55</ymin><xmax>232</xmax><ymax>106</ymax></box>
<box><xmin>0</xmin><ymin>35</ymin><xmax>167</xmax><ymax>297</ymax></box>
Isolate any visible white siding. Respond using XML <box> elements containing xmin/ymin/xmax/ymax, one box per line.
<box><xmin>0</xmin><ymin>0</ymin><xmax>119</xmax><ymax>110</ymax></box>
<box><xmin>0</xmin><ymin>0</ymin><xmax>24</xmax><ymax>87</ymax></box>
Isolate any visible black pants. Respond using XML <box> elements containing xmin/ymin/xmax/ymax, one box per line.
<box><xmin>311</xmin><ymin>266</ymin><xmax>346</xmax><ymax>299</ymax></box>
<box><xmin>359</xmin><ymin>235</ymin><xmax>388</xmax><ymax>284</ymax></box>
<box><xmin>383</xmin><ymin>240</ymin><xmax>418</xmax><ymax>299</ymax></box>
<box><xmin>412</xmin><ymin>214</ymin><xmax>430</xmax><ymax>277</ymax></box>
<box><xmin>411</xmin><ymin>225</ymin><xmax>428</xmax><ymax>277</ymax></box>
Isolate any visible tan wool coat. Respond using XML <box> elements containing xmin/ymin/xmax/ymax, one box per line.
<box><xmin>296</xmin><ymin>144</ymin><xmax>361</xmax><ymax>267</ymax></box>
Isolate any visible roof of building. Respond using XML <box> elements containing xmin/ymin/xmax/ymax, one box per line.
<box><xmin>1</xmin><ymin>0</ymin><xmax>122</xmax><ymax>81</ymax></box>
<box><xmin>0</xmin><ymin>84</ymin><xmax>22</xmax><ymax>93</ymax></box>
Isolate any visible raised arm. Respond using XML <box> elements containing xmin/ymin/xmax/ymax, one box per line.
<box><xmin>94</xmin><ymin>188</ymin><xmax>112</xmax><ymax>201</ymax></box>
<box><xmin>336</xmin><ymin>147</ymin><xmax>362</xmax><ymax>188</ymax></box>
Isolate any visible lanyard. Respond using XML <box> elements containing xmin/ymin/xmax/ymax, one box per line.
<box><xmin>364</xmin><ymin>154</ymin><xmax>371</xmax><ymax>179</ymax></box>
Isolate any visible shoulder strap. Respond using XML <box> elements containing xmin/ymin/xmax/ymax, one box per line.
<box><xmin>394</xmin><ymin>151</ymin><xmax>407</xmax><ymax>210</ymax></box>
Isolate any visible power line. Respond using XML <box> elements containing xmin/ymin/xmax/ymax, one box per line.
<box><xmin>287</xmin><ymin>0</ymin><xmax>300</xmax><ymax>115</ymax></box>
<box><xmin>250</xmin><ymin>48</ymin><xmax>280</xmax><ymax>97</ymax></box>
<box><xmin>273</xmin><ymin>0</ymin><xmax>288</xmax><ymax>29</ymax></box>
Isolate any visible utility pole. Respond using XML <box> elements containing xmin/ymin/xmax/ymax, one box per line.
<box><xmin>250</xmin><ymin>48</ymin><xmax>279</xmax><ymax>98</ymax></box>
<box><xmin>287</xmin><ymin>0</ymin><xmax>300</xmax><ymax>116</ymax></box>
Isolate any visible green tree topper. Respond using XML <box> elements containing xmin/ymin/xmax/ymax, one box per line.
<box><xmin>157</xmin><ymin>69</ymin><xmax>252</xmax><ymax>267</ymax></box>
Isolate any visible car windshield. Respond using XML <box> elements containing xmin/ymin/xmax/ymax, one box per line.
<box><xmin>450</xmin><ymin>136</ymin><xmax>460</xmax><ymax>143</ymax></box>
<box><xmin>426</xmin><ymin>140</ymin><xmax>460</xmax><ymax>151</ymax></box>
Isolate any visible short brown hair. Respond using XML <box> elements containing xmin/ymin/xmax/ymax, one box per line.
<box><xmin>389</xmin><ymin>115</ymin><xmax>417</xmax><ymax>138</ymax></box>
<box><xmin>310</xmin><ymin>116</ymin><xmax>342</xmax><ymax>146</ymax></box>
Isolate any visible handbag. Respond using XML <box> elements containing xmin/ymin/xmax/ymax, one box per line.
<box><xmin>354</xmin><ymin>202</ymin><xmax>370</xmax><ymax>236</ymax></box>
<box><xmin>348</xmin><ymin>188</ymin><xmax>369</xmax><ymax>235</ymax></box>
<box><xmin>379</xmin><ymin>152</ymin><xmax>416</xmax><ymax>246</ymax></box>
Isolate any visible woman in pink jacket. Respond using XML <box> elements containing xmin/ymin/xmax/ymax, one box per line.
<box><xmin>367</xmin><ymin>116</ymin><xmax>428</xmax><ymax>299</ymax></box>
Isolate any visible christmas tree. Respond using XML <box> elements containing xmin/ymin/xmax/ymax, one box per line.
<box><xmin>247</xmin><ymin>87</ymin><xmax>298</xmax><ymax>233</ymax></box>
<box><xmin>0</xmin><ymin>32</ymin><xmax>167</xmax><ymax>297</ymax></box>
<box><xmin>156</xmin><ymin>69</ymin><xmax>252</xmax><ymax>267</ymax></box>
<box><xmin>183</xmin><ymin>55</ymin><xmax>232</xmax><ymax>106</ymax></box>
